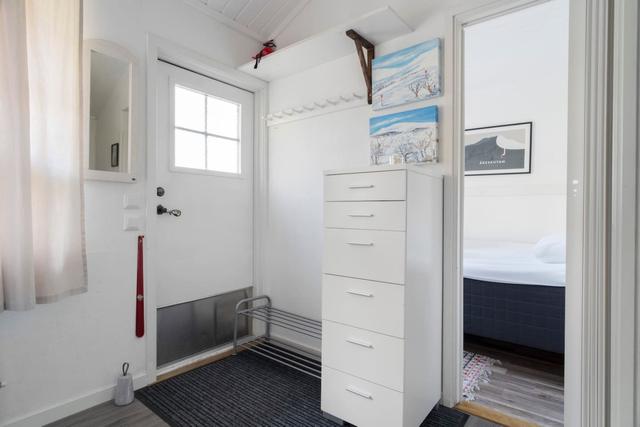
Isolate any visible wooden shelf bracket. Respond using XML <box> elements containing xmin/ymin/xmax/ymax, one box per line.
<box><xmin>346</xmin><ymin>29</ymin><xmax>374</xmax><ymax>105</ymax></box>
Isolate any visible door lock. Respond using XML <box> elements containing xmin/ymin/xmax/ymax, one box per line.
<box><xmin>157</xmin><ymin>204</ymin><xmax>182</xmax><ymax>217</ymax></box>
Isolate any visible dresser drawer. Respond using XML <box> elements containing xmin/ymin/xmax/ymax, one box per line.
<box><xmin>322</xmin><ymin>320</ymin><xmax>404</xmax><ymax>391</ymax></box>
<box><xmin>324</xmin><ymin>171</ymin><xmax>406</xmax><ymax>202</ymax></box>
<box><xmin>323</xmin><ymin>229</ymin><xmax>405</xmax><ymax>284</ymax></box>
<box><xmin>322</xmin><ymin>366</ymin><xmax>403</xmax><ymax>427</ymax></box>
<box><xmin>324</xmin><ymin>201</ymin><xmax>406</xmax><ymax>231</ymax></box>
<box><xmin>322</xmin><ymin>275</ymin><xmax>404</xmax><ymax>337</ymax></box>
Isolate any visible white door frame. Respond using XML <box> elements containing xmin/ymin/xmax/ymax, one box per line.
<box><xmin>144</xmin><ymin>34</ymin><xmax>268</xmax><ymax>382</ymax></box>
<box><xmin>443</xmin><ymin>1</ymin><xmax>613</xmax><ymax>425</ymax></box>
<box><xmin>609</xmin><ymin>0</ymin><xmax>638</xmax><ymax>425</ymax></box>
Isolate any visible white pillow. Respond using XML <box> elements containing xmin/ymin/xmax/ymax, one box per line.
<box><xmin>534</xmin><ymin>234</ymin><xmax>566</xmax><ymax>264</ymax></box>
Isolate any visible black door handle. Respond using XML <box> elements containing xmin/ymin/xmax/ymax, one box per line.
<box><xmin>157</xmin><ymin>204</ymin><xmax>182</xmax><ymax>217</ymax></box>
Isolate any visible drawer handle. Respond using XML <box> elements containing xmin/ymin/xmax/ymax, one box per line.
<box><xmin>348</xmin><ymin>184</ymin><xmax>375</xmax><ymax>189</ymax></box>
<box><xmin>346</xmin><ymin>289</ymin><xmax>373</xmax><ymax>297</ymax></box>
<box><xmin>346</xmin><ymin>337</ymin><xmax>374</xmax><ymax>348</ymax></box>
<box><xmin>347</xmin><ymin>213</ymin><xmax>374</xmax><ymax>217</ymax></box>
<box><xmin>345</xmin><ymin>386</ymin><xmax>373</xmax><ymax>400</ymax></box>
<box><xmin>347</xmin><ymin>242</ymin><xmax>374</xmax><ymax>246</ymax></box>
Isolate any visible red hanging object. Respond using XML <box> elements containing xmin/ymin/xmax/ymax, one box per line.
<box><xmin>135</xmin><ymin>235</ymin><xmax>145</xmax><ymax>338</ymax></box>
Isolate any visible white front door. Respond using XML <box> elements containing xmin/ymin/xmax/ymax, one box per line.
<box><xmin>154</xmin><ymin>61</ymin><xmax>254</xmax><ymax>308</ymax></box>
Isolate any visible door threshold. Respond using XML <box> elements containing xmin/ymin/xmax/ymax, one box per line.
<box><xmin>455</xmin><ymin>401</ymin><xmax>538</xmax><ymax>427</ymax></box>
<box><xmin>155</xmin><ymin>345</ymin><xmax>235</xmax><ymax>383</ymax></box>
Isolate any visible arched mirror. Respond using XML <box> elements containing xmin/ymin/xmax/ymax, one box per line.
<box><xmin>83</xmin><ymin>39</ymin><xmax>137</xmax><ymax>182</ymax></box>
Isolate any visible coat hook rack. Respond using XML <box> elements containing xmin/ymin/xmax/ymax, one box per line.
<box><xmin>346</xmin><ymin>29</ymin><xmax>375</xmax><ymax>105</ymax></box>
<box><xmin>265</xmin><ymin>92</ymin><xmax>366</xmax><ymax>126</ymax></box>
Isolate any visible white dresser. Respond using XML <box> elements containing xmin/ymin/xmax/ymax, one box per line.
<box><xmin>321</xmin><ymin>165</ymin><xmax>443</xmax><ymax>427</ymax></box>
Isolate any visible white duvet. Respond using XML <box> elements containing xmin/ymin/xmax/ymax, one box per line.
<box><xmin>463</xmin><ymin>240</ymin><xmax>566</xmax><ymax>287</ymax></box>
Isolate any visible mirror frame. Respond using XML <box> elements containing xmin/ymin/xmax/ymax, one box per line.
<box><xmin>83</xmin><ymin>39</ymin><xmax>138</xmax><ymax>183</ymax></box>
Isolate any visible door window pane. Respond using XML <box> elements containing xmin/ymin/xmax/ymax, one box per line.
<box><xmin>207</xmin><ymin>137</ymin><xmax>239</xmax><ymax>174</ymax></box>
<box><xmin>175</xmin><ymin>86</ymin><xmax>205</xmax><ymax>132</ymax></box>
<box><xmin>175</xmin><ymin>129</ymin><xmax>205</xmax><ymax>169</ymax></box>
<box><xmin>207</xmin><ymin>96</ymin><xmax>239</xmax><ymax>139</ymax></box>
<box><xmin>173</xmin><ymin>84</ymin><xmax>241</xmax><ymax>174</ymax></box>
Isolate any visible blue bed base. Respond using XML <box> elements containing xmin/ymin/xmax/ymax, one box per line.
<box><xmin>464</xmin><ymin>278</ymin><xmax>565</xmax><ymax>354</ymax></box>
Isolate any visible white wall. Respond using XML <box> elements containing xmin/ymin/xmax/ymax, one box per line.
<box><xmin>264</xmin><ymin>0</ymin><xmax>507</xmax><ymax>346</ymax></box>
<box><xmin>463</xmin><ymin>0</ymin><xmax>569</xmax><ymax>244</ymax></box>
<box><xmin>0</xmin><ymin>1</ymin><xmax>257</xmax><ymax>425</ymax></box>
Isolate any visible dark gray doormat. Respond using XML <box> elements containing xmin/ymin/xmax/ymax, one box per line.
<box><xmin>137</xmin><ymin>351</ymin><xmax>469</xmax><ymax>426</ymax></box>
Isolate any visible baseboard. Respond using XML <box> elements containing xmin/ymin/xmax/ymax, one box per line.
<box><xmin>269</xmin><ymin>333</ymin><xmax>321</xmax><ymax>356</ymax></box>
<box><xmin>4</xmin><ymin>373</ymin><xmax>149</xmax><ymax>427</ymax></box>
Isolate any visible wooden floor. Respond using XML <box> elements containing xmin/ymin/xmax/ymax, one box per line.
<box><xmin>47</xmin><ymin>400</ymin><xmax>167</xmax><ymax>427</ymax></box>
<box><xmin>460</xmin><ymin>342</ymin><xmax>565</xmax><ymax>427</ymax></box>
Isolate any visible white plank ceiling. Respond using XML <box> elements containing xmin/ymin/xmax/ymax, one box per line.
<box><xmin>183</xmin><ymin>0</ymin><xmax>309</xmax><ymax>42</ymax></box>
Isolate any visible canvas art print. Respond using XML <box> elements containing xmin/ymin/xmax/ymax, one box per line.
<box><xmin>464</xmin><ymin>122</ymin><xmax>532</xmax><ymax>175</ymax></box>
<box><xmin>372</xmin><ymin>39</ymin><xmax>441</xmax><ymax>110</ymax></box>
<box><xmin>369</xmin><ymin>106</ymin><xmax>438</xmax><ymax>165</ymax></box>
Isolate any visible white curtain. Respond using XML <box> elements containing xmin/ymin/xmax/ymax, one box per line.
<box><xmin>0</xmin><ymin>0</ymin><xmax>86</xmax><ymax>311</ymax></box>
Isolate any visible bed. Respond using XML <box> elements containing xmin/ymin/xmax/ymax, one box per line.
<box><xmin>463</xmin><ymin>239</ymin><xmax>565</xmax><ymax>354</ymax></box>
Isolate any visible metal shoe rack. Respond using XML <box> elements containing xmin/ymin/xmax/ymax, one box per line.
<box><xmin>233</xmin><ymin>295</ymin><xmax>322</xmax><ymax>378</ymax></box>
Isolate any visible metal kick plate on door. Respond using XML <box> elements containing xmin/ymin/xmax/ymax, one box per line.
<box><xmin>156</xmin><ymin>287</ymin><xmax>252</xmax><ymax>367</ymax></box>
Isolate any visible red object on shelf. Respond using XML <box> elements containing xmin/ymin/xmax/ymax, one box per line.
<box><xmin>136</xmin><ymin>235</ymin><xmax>145</xmax><ymax>338</ymax></box>
<box><xmin>252</xmin><ymin>40</ymin><xmax>276</xmax><ymax>69</ymax></box>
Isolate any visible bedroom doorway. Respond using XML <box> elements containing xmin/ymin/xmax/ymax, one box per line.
<box><xmin>458</xmin><ymin>1</ymin><xmax>568</xmax><ymax>425</ymax></box>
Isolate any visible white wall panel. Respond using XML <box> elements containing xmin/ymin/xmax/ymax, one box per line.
<box><xmin>463</xmin><ymin>0</ymin><xmax>569</xmax><ymax>243</ymax></box>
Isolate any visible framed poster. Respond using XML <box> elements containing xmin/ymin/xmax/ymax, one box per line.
<box><xmin>111</xmin><ymin>143</ymin><xmax>119</xmax><ymax>168</ymax></box>
<box><xmin>372</xmin><ymin>38</ymin><xmax>441</xmax><ymax>111</ymax></box>
<box><xmin>464</xmin><ymin>122</ymin><xmax>532</xmax><ymax>176</ymax></box>
<box><xmin>369</xmin><ymin>106</ymin><xmax>438</xmax><ymax>165</ymax></box>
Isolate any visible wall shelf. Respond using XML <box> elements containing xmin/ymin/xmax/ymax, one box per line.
<box><xmin>238</xmin><ymin>6</ymin><xmax>412</xmax><ymax>82</ymax></box>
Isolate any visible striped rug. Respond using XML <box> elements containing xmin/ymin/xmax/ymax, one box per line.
<box><xmin>138</xmin><ymin>350</ymin><xmax>469</xmax><ymax>426</ymax></box>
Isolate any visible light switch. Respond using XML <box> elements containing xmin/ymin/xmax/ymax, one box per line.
<box><xmin>123</xmin><ymin>193</ymin><xmax>144</xmax><ymax>209</ymax></box>
<box><xmin>123</xmin><ymin>215</ymin><xmax>145</xmax><ymax>231</ymax></box>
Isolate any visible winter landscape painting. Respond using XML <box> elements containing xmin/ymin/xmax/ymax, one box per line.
<box><xmin>372</xmin><ymin>39</ymin><xmax>441</xmax><ymax>111</ymax></box>
<box><xmin>369</xmin><ymin>106</ymin><xmax>439</xmax><ymax>165</ymax></box>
